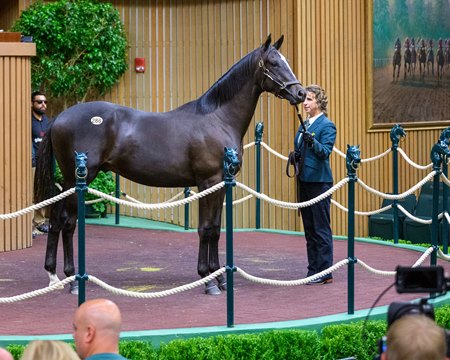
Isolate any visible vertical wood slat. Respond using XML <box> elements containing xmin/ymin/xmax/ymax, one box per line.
<box><xmin>0</xmin><ymin>43</ymin><xmax>35</xmax><ymax>252</ymax></box>
<box><xmin>7</xmin><ymin>0</ymin><xmax>447</xmax><ymax>239</ymax></box>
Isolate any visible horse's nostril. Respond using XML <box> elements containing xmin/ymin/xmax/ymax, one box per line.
<box><xmin>298</xmin><ymin>90</ymin><xmax>306</xmax><ymax>101</ymax></box>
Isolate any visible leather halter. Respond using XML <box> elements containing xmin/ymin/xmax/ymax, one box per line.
<box><xmin>258</xmin><ymin>57</ymin><xmax>301</xmax><ymax>100</ymax></box>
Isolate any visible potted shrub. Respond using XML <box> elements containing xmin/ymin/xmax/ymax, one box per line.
<box><xmin>54</xmin><ymin>163</ymin><xmax>115</xmax><ymax>217</ymax></box>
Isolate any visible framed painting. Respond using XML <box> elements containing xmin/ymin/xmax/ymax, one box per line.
<box><xmin>369</xmin><ymin>0</ymin><xmax>450</xmax><ymax>130</ymax></box>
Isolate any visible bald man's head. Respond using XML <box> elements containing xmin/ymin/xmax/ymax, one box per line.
<box><xmin>73</xmin><ymin>299</ymin><xmax>122</xmax><ymax>359</ymax></box>
<box><xmin>0</xmin><ymin>348</ymin><xmax>13</xmax><ymax>360</ymax></box>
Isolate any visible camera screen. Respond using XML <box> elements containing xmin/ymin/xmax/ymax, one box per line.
<box><xmin>395</xmin><ymin>266</ymin><xmax>445</xmax><ymax>293</ymax></box>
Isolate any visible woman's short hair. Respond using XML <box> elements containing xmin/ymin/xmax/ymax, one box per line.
<box><xmin>305</xmin><ymin>84</ymin><xmax>328</xmax><ymax>116</ymax></box>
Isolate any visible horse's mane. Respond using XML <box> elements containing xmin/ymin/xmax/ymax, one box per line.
<box><xmin>195</xmin><ymin>49</ymin><xmax>259</xmax><ymax>114</ymax></box>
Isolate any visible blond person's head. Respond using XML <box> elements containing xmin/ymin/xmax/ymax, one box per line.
<box><xmin>21</xmin><ymin>340</ymin><xmax>79</xmax><ymax>360</ymax></box>
<box><xmin>381</xmin><ymin>314</ymin><xmax>447</xmax><ymax>360</ymax></box>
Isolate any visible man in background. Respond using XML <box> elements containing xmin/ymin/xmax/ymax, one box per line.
<box><xmin>31</xmin><ymin>91</ymin><xmax>50</xmax><ymax>236</ymax></box>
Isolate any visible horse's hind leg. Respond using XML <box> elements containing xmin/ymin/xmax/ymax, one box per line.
<box><xmin>197</xmin><ymin>188</ymin><xmax>226</xmax><ymax>295</ymax></box>
<box><xmin>61</xmin><ymin>194</ymin><xmax>78</xmax><ymax>294</ymax></box>
<box><xmin>44</xmin><ymin>199</ymin><xmax>66</xmax><ymax>288</ymax></box>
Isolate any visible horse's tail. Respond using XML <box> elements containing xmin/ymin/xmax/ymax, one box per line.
<box><xmin>34</xmin><ymin>121</ymin><xmax>56</xmax><ymax>204</ymax></box>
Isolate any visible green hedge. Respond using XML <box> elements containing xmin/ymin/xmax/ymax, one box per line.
<box><xmin>6</xmin><ymin>305</ymin><xmax>450</xmax><ymax>360</ymax></box>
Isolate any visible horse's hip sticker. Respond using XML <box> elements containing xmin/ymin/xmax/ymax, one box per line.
<box><xmin>91</xmin><ymin>116</ymin><xmax>103</xmax><ymax>125</ymax></box>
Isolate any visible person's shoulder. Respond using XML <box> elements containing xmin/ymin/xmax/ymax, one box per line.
<box><xmin>85</xmin><ymin>354</ymin><xmax>128</xmax><ymax>360</ymax></box>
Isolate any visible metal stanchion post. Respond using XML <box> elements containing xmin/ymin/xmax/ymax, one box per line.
<box><xmin>75</xmin><ymin>152</ymin><xmax>88</xmax><ymax>305</ymax></box>
<box><xmin>223</xmin><ymin>147</ymin><xmax>239</xmax><ymax>328</ymax></box>
<box><xmin>254</xmin><ymin>122</ymin><xmax>264</xmax><ymax>229</ymax></box>
<box><xmin>346</xmin><ymin>145</ymin><xmax>361</xmax><ymax>315</ymax></box>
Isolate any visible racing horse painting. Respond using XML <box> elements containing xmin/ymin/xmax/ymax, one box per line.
<box><xmin>403</xmin><ymin>38</ymin><xmax>412</xmax><ymax>79</ymax></box>
<box><xmin>34</xmin><ymin>35</ymin><xmax>306</xmax><ymax>295</ymax></box>
<box><xmin>436</xmin><ymin>39</ymin><xmax>445</xmax><ymax>81</ymax></box>
<box><xmin>418</xmin><ymin>39</ymin><xmax>427</xmax><ymax>79</ymax></box>
<box><xmin>392</xmin><ymin>42</ymin><xmax>401</xmax><ymax>81</ymax></box>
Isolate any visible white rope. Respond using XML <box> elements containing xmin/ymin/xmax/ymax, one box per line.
<box><xmin>0</xmin><ymin>188</ymin><xmax>76</xmax><ymax>220</ymax></box>
<box><xmin>437</xmin><ymin>248</ymin><xmax>450</xmax><ymax>261</ymax></box>
<box><xmin>441</xmin><ymin>173</ymin><xmax>450</xmax><ymax>187</ymax></box>
<box><xmin>333</xmin><ymin>146</ymin><xmax>346</xmax><ymax>158</ymax></box>
<box><xmin>331</xmin><ymin>200</ymin><xmax>393</xmax><ymax>216</ymax></box>
<box><xmin>0</xmin><ymin>276</ymin><xmax>76</xmax><ymax>303</ymax></box>
<box><xmin>223</xmin><ymin>194</ymin><xmax>254</xmax><ymax>206</ymax></box>
<box><xmin>412</xmin><ymin>246</ymin><xmax>434</xmax><ymax>267</ymax></box>
<box><xmin>357</xmin><ymin>171</ymin><xmax>436</xmax><ymax>200</ymax></box>
<box><xmin>356</xmin><ymin>259</ymin><xmax>396</xmax><ymax>276</ymax></box>
<box><xmin>87</xmin><ymin>182</ymin><xmax>225</xmax><ymax>210</ymax></box>
<box><xmin>235</xmin><ymin>259</ymin><xmax>349</xmax><ymax>286</ymax></box>
<box><xmin>235</xmin><ymin>177</ymin><xmax>349</xmax><ymax>209</ymax></box>
<box><xmin>2</xmin><ymin>247</ymin><xmax>447</xmax><ymax>303</ymax></box>
<box><xmin>88</xmin><ymin>268</ymin><xmax>226</xmax><ymax>298</ymax></box>
<box><xmin>260</xmin><ymin>141</ymin><xmax>288</xmax><ymax>161</ymax></box>
<box><xmin>360</xmin><ymin>148</ymin><xmax>392</xmax><ymax>163</ymax></box>
<box><xmin>397</xmin><ymin>147</ymin><xmax>433</xmax><ymax>170</ymax></box>
<box><xmin>243</xmin><ymin>141</ymin><xmax>255</xmax><ymax>150</ymax></box>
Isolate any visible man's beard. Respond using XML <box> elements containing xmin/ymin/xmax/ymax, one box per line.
<box><xmin>34</xmin><ymin>108</ymin><xmax>46</xmax><ymax>116</ymax></box>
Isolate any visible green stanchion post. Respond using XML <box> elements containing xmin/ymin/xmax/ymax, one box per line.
<box><xmin>255</xmin><ymin>122</ymin><xmax>264</xmax><ymax>229</ymax></box>
<box><xmin>346</xmin><ymin>145</ymin><xmax>361</xmax><ymax>315</ymax></box>
<box><xmin>115</xmin><ymin>173</ymin><xmax>120</xmax><ymax>224</ymax></box>
<box><xmin>439</xmin><ymin>127</ymin><xmax>450</xmax><ymax>254</ymax></box>
<box><xmin>75</xmin><ymin>152</ymin><xmax>88</xmax><ymax>306</ymax></box>
<box><xmin>184</xmin><ymin>187</ymin><xmax>190</xmax><ymax>230</ymax></box>
<box><xmin>390</xmin><ymin>125</ymin><xmax>406</xmax><ymax>244</ymax></box>
<box><xmin>224</xmin><ymin>147</ymin><xmax>240</xmax><ymax>328</ymax></box>
<box><xmin>430</xmin><ymin>139</ymin><xmax>447</xmax><ymax>266</ymax></box>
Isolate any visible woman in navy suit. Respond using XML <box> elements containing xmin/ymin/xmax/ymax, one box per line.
<box><xmin>294</xmin><ymin>85</ymin><xmax>336</xmax><ymax>284</ymax></box>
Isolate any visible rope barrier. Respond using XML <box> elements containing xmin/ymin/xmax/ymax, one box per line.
<box><xmin>397</xmin><ymin>147</ymin><xmax>433</xmax><ymax>170</ymax></box>
<box><xmin>0</xmin><ymin>188</ymin><xmax>75</xmax><ymax>220</ymax></box>
<box><xmin>1</xmin><ymin>247</ymin><xmax>444</xmax><ymax>303</ymax></box>
<box><xmin>357</xmin><ymin>171</ymin><xmax>436</xmax><ymax>200</ymax></box>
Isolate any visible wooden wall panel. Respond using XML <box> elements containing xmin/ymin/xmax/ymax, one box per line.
<box><xmin>0</xmin><ymin>43</ymin><xmax>35</xmax><ymax>251</ymax></box>
<box><xmin>8</xmin><ymin>0</ymin><xmax>447</xmax><ymax>239</ymax></box>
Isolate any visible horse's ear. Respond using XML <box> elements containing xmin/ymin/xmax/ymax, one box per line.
<box><xmin>273</xmin><ymin>35</ymin><xmax>284</xmax><ymax>50</ymax></box>
<box><xmin>347</xmin><ymin>144</ymin><xmax>350</xmax><ymax>149</ymax></box>
<box><xmin>262</xmin><ymin>34</ymin><xmax>272</xmax><ymax>51</ymax></box>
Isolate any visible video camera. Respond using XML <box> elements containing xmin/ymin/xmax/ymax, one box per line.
<box><xmin>375</xmin><ymin>265</ymin><xmax>450</xmax><ymax>359</ymax></box>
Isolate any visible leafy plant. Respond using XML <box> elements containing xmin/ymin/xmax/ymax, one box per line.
<box><xmin>11</xmin><ymin>0</ymin><xmax>128</xmax><ymax>107</ymax></box>
<box><xmin>54</xmin><ymin>162</ymin><xmax>115</xmax><ymax>213</ymax></box>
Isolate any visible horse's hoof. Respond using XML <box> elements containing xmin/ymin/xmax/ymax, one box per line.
<box><xmin>205</xmin><ymin>284</ymin><xmax>221</xmax><ymax>295</ymax></box>
<box><xmin>69</xmin><ymin>282</ymin><xmax>79</xmax><ymax>295</ymax></box>
<box><xmin>218</xmin><ymin>282</ymin><xmax>227</xmax><ymax>291</ymax></box>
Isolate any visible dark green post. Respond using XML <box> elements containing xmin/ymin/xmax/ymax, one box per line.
<box><xmin>430</xmin><ymin>141</ymin><xmax>445</xmax><ymax>266</ymax></box>
<box><xmin>442</xmin><ymin>161</ymin><xmax>448</xmax><ymax>254</ymax></box>
<box><xmin>184</xmin><ymin>187</ymin><xmax>190</xmax><ymax>230</ymax></box>
<box><xmin>224</xmin><ymin>147</ymin><xmax>240</xmax><ymax>328</ymax></box>
<box><xmin>75</xmin><ymin>152</ymin><xmax>88</xmax><ymax>305</ymax></box>
<box><xmin>115</xmin><ymin>173</ymin><xmax>120</xmax><ymax>224</ymax></box>
<box><xmin>255</xmin><ymin>122</ymin><xmax>264</xmax><ymax>229</ymax></box>
<box><xmin>390</xmin><ymin>125</ymin><xmax>405</xmax><ymax>244</ymax></box>
<box><xmin>439</xmin><ymin>127</ymin><xmax>450</xmax><ymax>254</ymax></box>
<box><xmin>346</xmin><ymin>145</ymin><xmax>361</xmax><ymax>315</ymax></box>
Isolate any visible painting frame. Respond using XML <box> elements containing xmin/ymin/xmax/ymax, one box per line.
<box><xmin>367</xmin><ymin>0</ymin><xmax>450</xmax><ymax>132</ymax></box>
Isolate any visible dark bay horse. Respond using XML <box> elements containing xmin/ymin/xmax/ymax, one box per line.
<box><xmin>34</xmin><ymin>35</ymin><xmax>306</xmax><ymax>295</ymax></box>
<box><xmin>418</xmin><ymin>40</ymin><xmax>427</xmax><ymax>79</ymax></box>
<box><xmin>436</xmin><ymin>42</ymin><xmax>445</xmax><ymax>81</ymax></box>
<box><xmin>392</xmin><ymin>44</ymin><xmax>401</xmax><ymax>81</ymax></box>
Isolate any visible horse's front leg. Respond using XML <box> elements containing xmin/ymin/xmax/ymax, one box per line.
<box><xmin>197</xmin><ymin>188</ymin><xmax>226</xmax><ymax>295</ymax></box>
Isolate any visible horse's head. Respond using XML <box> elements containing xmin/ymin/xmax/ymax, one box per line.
<box><xmin>257</xmin><ymin>34</ymin><xmax>306</xmax><ymax>105</ymax></box>
<box><xmin>431</xmin><ymin>140</ymin><xmax>450</xmax><ymax>167</ymax></box>
<box><xmin>74</xmin><ymin>151</ymin><xmax>88</xmax><ymax>180</ymax></box>
<box><xmin>439</xmin><ymin>126</ymin><xmax>450</xmax><ymax>145</ymax></box>
<box><xmin>223</xmin><ymin>147</ymin><xmax>241</xmax><ymax>178</ymax></box>
<box><xmin>390</xmin><ymin>124</ymin><xmax>406</xmax><ymax>144</ymax></box>
<box><xmin>346</xmin><ymin>144</ymin><xmax>361</xmax><ymax>173</ymax></box>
